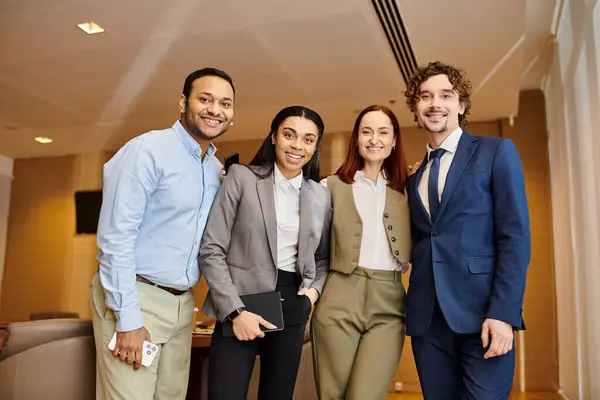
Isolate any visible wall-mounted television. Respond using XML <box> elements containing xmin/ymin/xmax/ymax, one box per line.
<box><xmin>74</xmin><ymin>190</ymin><xmax>102</xmax><ymax>234</ymax></box>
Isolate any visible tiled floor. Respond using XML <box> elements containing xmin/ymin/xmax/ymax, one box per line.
<box><xmin>386</xmin><ymin>393</ymin><xmax>563</xmax><ymax>400</ymax></box>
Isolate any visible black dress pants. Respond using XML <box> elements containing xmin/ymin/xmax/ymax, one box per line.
<box><xmin>208</xmin><ymin>270</ymin><xmax>312</xmax><ymax>400</ymax></box>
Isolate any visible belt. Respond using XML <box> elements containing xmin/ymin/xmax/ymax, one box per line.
<box><xmin>351</xmin><ymin>266</ymin><xmax>403</xmax><ymax>282</ymax></box>
<box><xmin>135</xmin><ymin>275</ymin><xmax>187</xmax><ymax>296</ymax></box>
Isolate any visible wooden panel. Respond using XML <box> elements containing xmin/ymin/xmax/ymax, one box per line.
<box><xmin>0</xmin><ymin>156</ymin><xmax>76</xmax><ymax>321</ymax></box>
<box><xmin>501</xmin><ymin>90</ymin><xmax>559</xmax><ymax>392</ymax></box>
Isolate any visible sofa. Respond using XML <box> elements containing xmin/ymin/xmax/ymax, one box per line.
<box><xmin>0</xmin><ymin>318</ymin><xmax>96</xmax><ymax>400</ymax></box>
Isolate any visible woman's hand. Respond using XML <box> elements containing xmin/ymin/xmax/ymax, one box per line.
<box><xmin>232</xmin><ymin>311</ymin><xmax>277</xmax><ymax>341</ymax></box>
<box><xmin>408</xmin><ymin>161</ymin><xmax>422</xmax><ymax>176</ymax></box>
<box><xmin>298</xmin><ymin>287</ymin><xmax>319</xmax><ymax>306</ymax></box>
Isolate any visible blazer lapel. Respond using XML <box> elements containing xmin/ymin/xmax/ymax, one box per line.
<box><xmin>256</xmin><ymin>175</ymin><xmax>278</xmax><ymax>267</ymax></box>
<box><xmin>297</xmin><ymin>180</ymin><xmax>313</xmax><ymax>273</ymax></box>
<box><xmin>436</xmin><ymin>133</ymin><xmax>478</xmax><ymax>220</ymax></box>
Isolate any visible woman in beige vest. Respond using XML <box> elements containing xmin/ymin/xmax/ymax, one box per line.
<box><xmin>312</xmin><ymin>105</ymin><xmax>412</xmax><ymax>400</ymax></box>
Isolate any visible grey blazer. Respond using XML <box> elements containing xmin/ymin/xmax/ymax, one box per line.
<box><xmin>199</xmin><ymin>164</ymin><xmax>332</xmax><ymax>322</ymax></box>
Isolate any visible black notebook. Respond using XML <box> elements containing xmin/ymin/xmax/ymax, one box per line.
<box><xmin>221</xmin><ymin>291</ymin><xmax>284</xmax><ymax>338</ymax></box>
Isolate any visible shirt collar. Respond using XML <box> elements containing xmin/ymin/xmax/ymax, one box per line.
<box><xmin>274</xmin><ymin>163</ymin><xmax>303</xmax><ymax>190</ymax></box>
<box><xmin>426</xmin><ymin>127</ymin><xmax>463</xmax><ymax>159</ymax></box>
<box><xmin>354</xmin><ymin>170</ymin><xmax>387</xmax><ymax>186</ymax></box>
<box><xmin>172</xmin><ymin>120</ymin><xmax>217</xmax><ymax>158</ymax></box>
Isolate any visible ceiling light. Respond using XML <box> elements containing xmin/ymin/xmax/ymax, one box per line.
<box><xmin>34</xmin><ymin>137</ymin><xmax>53</xmax><ymax>144</ymax></box>
<box><xmin>77</xmin><ymin>22</ymin><xmax>105</xmax><ymax>35</ymax></box>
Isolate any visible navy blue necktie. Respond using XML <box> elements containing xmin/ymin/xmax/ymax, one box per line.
<box><xmin>428</xmin><ymin>148</ymin><xmax>446</xmax><ymax>221</ymax></box>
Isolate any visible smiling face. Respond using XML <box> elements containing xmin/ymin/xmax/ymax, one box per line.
<box><xmin>415</xmin><ymin>74</ymin><xmax>465</xmax><ymax>134</ymax></box>
<box><xmin>272</xmin><ymin>116</ymin><xmax>319</xmax><ymax>179</ymax></box>
<box><xmin>179</xmin><ymin>75</ymin><xmax>234</xmax><ymax>141</ymax></box>
<box><xmin>357</xmin><ymin>110</ymin><xmax>396</xmax><ymax>164</ymax></box>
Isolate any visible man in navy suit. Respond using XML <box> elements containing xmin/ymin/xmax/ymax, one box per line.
<box><xmin>403</xmin><ymin>61</ymin><xmax>531</xmax><ymax>399</ymax></box>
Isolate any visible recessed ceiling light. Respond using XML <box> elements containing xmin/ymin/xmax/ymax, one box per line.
<box><xmin>34</xmin><ymin>137</ymin><xmax>53</xmax><ymax>144</ymax></box>
<box><xmin>77</xmin><ymin>22</ymin><xmax>105</xmax><ymax>35</ymax></box>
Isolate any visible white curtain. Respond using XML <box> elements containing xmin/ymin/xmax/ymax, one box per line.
<box><xmin>543</xmin><ymin>0</ymin><xmax>600</xmax><ymax>398</ymax></box>
<box><xmin>0</xmin><ymin>155</ymin><xmax>13</xmax><ymax>307</ymax></box>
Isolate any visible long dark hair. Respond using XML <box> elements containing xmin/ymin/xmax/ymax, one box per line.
<box><xmin>249</xmin><ymin>106</ymin><xmax>325</xmax><ymax>181</ymax></box>
<box><xmin>336</xmin><ymin>105</ymin><xmax>409</xmax><ymax>192</ymax></box>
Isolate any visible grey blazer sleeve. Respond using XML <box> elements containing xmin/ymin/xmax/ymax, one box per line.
<box><xmin>310</xmin><ymin>187</ymin><xmax>332</xmax><ymax>294</ymax></box>
<box><xmin>198</xmin><ymin>165</ymin><xmax>245</xmax><ymax>321</ymax></box>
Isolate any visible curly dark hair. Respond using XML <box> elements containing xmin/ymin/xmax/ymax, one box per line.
<box><xmin>404</xmin><ymin>61</ymin><xmax>472</xmax><ymax>127</ymax></box>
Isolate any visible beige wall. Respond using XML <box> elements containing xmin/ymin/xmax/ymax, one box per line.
<box><xmin>501</xmin><ymin>91</ymin><xmax>558</xmax><ymax>392</ymax></box>
<box><xmin>0</xmin><ymin>91</ymin><xmax>558</xmax><ymax>393</ymax></box>
<box><xmin>543</xmin><ymin>0</ymin><xmax>600</xmax><ymax>398</ymax></box>
<box><xmin>0</xmin><ymin>156</ymin><xmax>76</xmax><ymax>321</ymax></box>
<box><xmin>0</xmin><ymin>153</ymin><xmax>112</xmax><ymax>321</ymax></box>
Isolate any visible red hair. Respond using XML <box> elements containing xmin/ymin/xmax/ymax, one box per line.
<box><xmin>336</xmin><ymin>105</ymin><xmax>409</xmax><ymax>192</ymax></box>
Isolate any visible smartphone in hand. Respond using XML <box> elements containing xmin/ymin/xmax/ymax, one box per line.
<box><xmin>108</xmin><ymin>332</ymin><xmax>158</xmax><ymax>367</ymax></box>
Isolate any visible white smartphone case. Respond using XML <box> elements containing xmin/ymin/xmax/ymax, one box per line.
<box><xmin>108</xmin><ymin>332</ymin><xmax>158</xmax><ymax>367</ymax></box>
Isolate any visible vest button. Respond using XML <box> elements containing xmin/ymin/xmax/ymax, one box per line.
<box><xmin>394</xmin><ymin>250</ymin><xmax>399</xmax><ymax>256</ymax></box>
<box><xmin>387</xmin><ymin>225</ymin><xmax>392</xmax><ymax>230</ymax></box>
<box><xmin>391</xmin><ymin>237</ymin><xmax>396</xmax><ymax>242</ymax></box>
<box><xmin>384</xmin><ymin>213</ymin><xmax>389</xmax><ymax>218</ymax></box>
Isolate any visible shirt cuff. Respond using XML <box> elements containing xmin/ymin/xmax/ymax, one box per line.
<box><xmin>114</xmin><ymin>308</ymin><xmax>144</xmax><ymax>332</ymax></box>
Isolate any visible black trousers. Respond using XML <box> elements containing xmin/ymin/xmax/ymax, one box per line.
<box><xmin>412</xmin><ymin>300</ymin><xmax>515</xmax><ymax>400</ymax></box>
<box><xmin>208</xmin><ymin>270</ymin><xmax>312</xmax><ymax>400</ymax></box>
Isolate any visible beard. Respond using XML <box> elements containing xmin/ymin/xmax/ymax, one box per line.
<box><xmin>183</xmin><ymin>108</ymin><xmax>230</xmax><ymax>141</ymax></box>
<box><xmin>422</xmin><ymin>120</ymin><xmax>448</xmax><ymax>133</ymax></box>
<box><xmin>419</xmin><ymin>108</ymin><xmax>449</xmax><ymax>133</ymax></box>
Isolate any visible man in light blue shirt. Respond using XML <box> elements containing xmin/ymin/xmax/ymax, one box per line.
<box><xmin>90</xmin><ymin>67</ymin><xmax>235</xmax><ymax>400</ymax></box>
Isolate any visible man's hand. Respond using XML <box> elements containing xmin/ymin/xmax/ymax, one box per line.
<box><xmin>481</xmin><ymin>318</ymin><xmax>513</xmax><ymax>359</ymax></box>
<box><xmin>232</xmin><ymin>311</ymin><xmax>276</xmax><ymax>341</ymax></box>
<box><xmin>298</xmin><ymin>287</ymin><xmax>319</xmax><ymax>306</ymax></box>
<box><xmin>112</xmin><ymin>326</ymin><xmax>151</xmax><ymax>371</ymax></box>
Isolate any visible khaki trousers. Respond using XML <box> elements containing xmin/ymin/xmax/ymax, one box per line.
<box><xmin>89</xmin><ymin>273</ymin><xmax>194</xmax><ymax>400</ymax></box>
<box><xmin>312</xmin><ymin>268</ymin><xmax>406</xmax><ymax>400</ymax></box>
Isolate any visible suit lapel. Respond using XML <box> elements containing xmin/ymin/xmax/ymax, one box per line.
<box><xmin>256</xmin><ymin>175</ymin><xmax>278</xmax><ymax>267</ymax></box>
<box><xmin>412</xmin><ymin>152</ymin><xmax>432</xmax><ymax>224</ymax></box>
<box><xmin>436</xmin><ymin>132</ymin><xmax>478</xmax><ymax>221</ymax></box>
<box><xmin>297</xmin><ymin>180</ymin><xmax>313</xmax><ymax>273</ymax></box>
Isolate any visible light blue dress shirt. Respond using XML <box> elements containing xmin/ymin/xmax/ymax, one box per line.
<box><xmin>97</xmin><ymin>121</ymin><xmax>222</xmax><ymax>332</ymax></box>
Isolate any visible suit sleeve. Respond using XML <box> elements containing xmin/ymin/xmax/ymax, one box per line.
<box><xmin>310</xmin><ymin>191</ymin><xmax>332</xmax><ymax>294</ymax></box>
<box><xmin>487</xmin><ymin>138</ymin><xmax>531</xmax><ymax>329</ymax></box>
<box><xmin>198</xmin><ymin>165</ymin><xmax>245</xmax><ymax>322</ymax></box>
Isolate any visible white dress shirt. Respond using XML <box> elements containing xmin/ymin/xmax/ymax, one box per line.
<box><xmin>321</xmin><ymin>171</ymin><xmax>399</xmax><ymax>271</ymax></box>
<box><xmin>418</xmin><ymin>127</ymin><xmax>463</xmax><ymax>216</ymax></box>
<box><xmin>273</xmin><ymin>164</ymin><xmax>302</xmax><ymax>273</ymax></box>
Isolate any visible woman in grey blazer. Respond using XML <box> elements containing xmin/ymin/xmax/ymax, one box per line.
<box><xmin>199</xmin><ymin>106</ymin><xmax>332</xmax><ymax>400</ymax></box>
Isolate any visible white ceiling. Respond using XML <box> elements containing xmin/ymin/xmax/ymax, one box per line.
<box><xmin>0</xmin><ymin>0</ymin><xmax>557</xmax><ymax>159</ymax></box>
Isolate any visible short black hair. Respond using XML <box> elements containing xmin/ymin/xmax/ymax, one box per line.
<box><xmin>182</xmin><ymin>67</ymin><xmax>235</xmax><ymax>100</ymax></box>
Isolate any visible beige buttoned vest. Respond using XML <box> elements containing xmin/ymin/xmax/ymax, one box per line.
<box><xmin>326</xmin><ymin>175</ymin><xmax>412</xmax><ymax>274</ymax></box>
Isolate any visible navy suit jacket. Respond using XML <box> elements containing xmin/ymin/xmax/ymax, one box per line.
<box><xmin>406</xmin><ymin>131</ymin><xmax>531</xmax><ymax>337</ymax></box>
